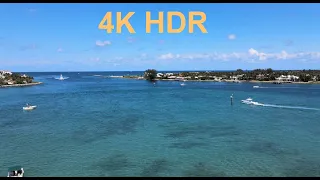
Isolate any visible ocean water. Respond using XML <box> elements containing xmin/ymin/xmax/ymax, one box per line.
<box><xmin>1</xmin><ymin>71</ymin><xmax>320</xmax><ymax>177</ymax></box>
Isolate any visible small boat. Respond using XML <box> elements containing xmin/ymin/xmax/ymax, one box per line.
<box><xmin>23</xmin><ymin>105</ymin><xmax>37</xmax><ymax>110</ymax></box>
<box><xmin>253</xmin><ymin>86</ymin><xmax>259</xmax><ymax>88</ymax></box>
<box><xmin>180</xmin><ymin>83</ymin><xmax>186</xmax><ymax>86</ymax></box>
<box><xmin>58</xmin><ymin>74</ymin><xmax>65</xmax><ymax>80</ymax></box>
<box><xmin>241</xmin><ymin>98</ymin><xmax>253</xmax><ymax>104</ymax></box>
<box><xmin>7</xmin><ymin>166</ymin><xmax>24</xmax><ymax>177</ymax></box>
<box><xmin>241</xmin><ymin>98</ymin><xmax>263</xmax><ymax>106</ymax></box>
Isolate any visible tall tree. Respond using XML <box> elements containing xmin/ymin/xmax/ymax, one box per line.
<box><xmin>144</xmin><ymin>69</ymin><xmax>157</xmax><ymax>81</ymax></box>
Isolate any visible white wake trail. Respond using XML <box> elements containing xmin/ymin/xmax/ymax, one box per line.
<box><xmin>261</xmin><ymin>104</ymin><xmax>320</xmax><ymax>111</ymax></box>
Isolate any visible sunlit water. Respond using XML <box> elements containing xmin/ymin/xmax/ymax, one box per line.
<box><xmin>1</xmin><ymin>72</ymin><xmax>320</xmax><ymax>177</ymax></box>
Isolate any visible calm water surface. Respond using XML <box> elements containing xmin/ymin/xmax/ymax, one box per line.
<box><xmin>1</xmin><ymin>72</ymin><xmax>320</xmax><ymax>177</ymax></box>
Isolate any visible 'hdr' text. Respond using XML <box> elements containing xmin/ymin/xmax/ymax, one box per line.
<box><xmin>98</xmin><ymin>11</ymin><xmax>208</xmax><ymax>34</ymax></box>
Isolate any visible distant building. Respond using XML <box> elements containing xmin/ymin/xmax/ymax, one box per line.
<box><xmin>0</xmin><ymin>70</ymin><xmax>12</xmax><ymax>76</ymax></box>
<box><xmin>156</xmin><ymin>73</ymin><xmax>164</xmax><ymax>78</ymax></box>
<box><xmin>168</xmin><ymin>76</ymin><xmax>176</xmax><ymax>79</ymax></box>
<box><xmin>276</xmin><ymin>75</ymin><xmax>299</xmax><ymax>82</ymax></box>
<box><xmin>230</xmin><ymin>76</ymin><xmax>240</xmax><ymax>81</ymax></box>
<box><xmin>312</xmin><ymin>76</ymin><xmax>318</xmax><ymax>81</ymax></box>
<box><xmin>256</xmin><ymin>74</ymin><xmax>265</xmax><ymax>80</ymax></box>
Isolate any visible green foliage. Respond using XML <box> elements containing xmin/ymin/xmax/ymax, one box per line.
<box><xmin>153</xmin><ymin>69</ymin><xmax>320</xmax><ymax>82</ymax></box>
<box><xmin>0</xmin><ymin>72</ymin><xmax>34</xmax><ymax>85</ymax></box>
<box><xmin>144</xmin><ymin>69</ymin><xmax>157</xmax><ymax>81</ymax></box>
<box><xmin>299</xmin><ymin>74</ymin><xmax>312</xmax><ymax>82</ymax></box>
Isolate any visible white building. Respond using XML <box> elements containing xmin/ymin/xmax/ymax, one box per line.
<box><xmin>168</xmin><ymin>76</ymin><xmax>176</xmax><ymax>79</ymax></box>
<box><xmin>0</xmin><ymin>70</ymin><xmax>12</xmax><ymax>75</ymax></box>
<box><xmin>230</xmin><ymin>76</ymin><xmax>239</xmax><ymax>81</ymax></box>
<box><xmin>156</xmin><ymin>73</ymin><xmax>164</xmax><ymax>78</ymax></box>
<box><xmin>276</xmin><ymin>75</ymin><xmax>299</xmax><ymax>82</ymax></box>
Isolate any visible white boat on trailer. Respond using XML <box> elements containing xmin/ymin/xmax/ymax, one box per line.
<box><xmin>7</xmin><ymin>166</ymin><xmax>24</xmax><ymax>177</ymax></box>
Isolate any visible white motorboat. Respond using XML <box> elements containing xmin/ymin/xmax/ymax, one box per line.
<box><xmin>58</xmin><ymin>74</ymin><xmax>65</xmax><ymax>80</ymax></box>
<box><xmin>180</xmin><ymin>83</ymin><xmax>186</xmax><ymax>86</ymax></box>
<box><xmin>7</xmin><ymin>167</ymin><xmax>24</xmax><ymax>177</ymax></box>
<box><xmin>23</xmin><ymin>105</ymin><xmax>37</xmax><ymax>110</ymax></box>
<box><xmin>241</xmin><ymin>98</ymin><xmax>253</xmax><ymax>104</ymax></box>
<box><xmin>241</xmin><ymin>98</ymin><xmax>263</xmax><ymax>106</ymax></box>
<box><xmin>253</xmin><ymin>86</ymin><xmax>259</xmax><ymax>88</ymax></box>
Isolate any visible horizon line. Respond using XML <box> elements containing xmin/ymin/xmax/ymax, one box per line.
<box><xmin>11</xmin><ymin>69</ymin><xmax>320</xmax><ymax>73</ymax></box>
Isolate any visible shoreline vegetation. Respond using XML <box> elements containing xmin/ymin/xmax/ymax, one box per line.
<box><xmin>0</xmin><ymin>70</ymin><xmax>42</xmax><ymax>88</ymax></box>
<box><xmin>116</xmin><ymin>68</ymin><xmax>320</xmax><ymax>84</ymax></box>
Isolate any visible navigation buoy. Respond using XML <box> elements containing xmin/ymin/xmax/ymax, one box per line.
<box><xmin>230</xmin><ymin>94</ymin><xmax>234</xmax><ymax>105</ymax></box>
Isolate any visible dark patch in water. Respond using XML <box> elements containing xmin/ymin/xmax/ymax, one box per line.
<box><xmin>72</xmin><ymin>113</ymin><xmax>141</xmax><ymax>144</ymax></box>
<box><xmin>170</xmin><ymin>141</ymin><xmax>207</xmax><ymax>149</ymax></box>
<box><xmin>248</xmin><ymin>140</ymin><xmax>300</xmax><ymax>157</ymax></box>
<box><xmin>140</xmin><ymin>158</ymin><xmax>170</xmax><ymax>177</ymax></box>
<box><xmin>163</xmin><ymin>122</ymin><xmax>240</xmax><ymax>139</ymax></box>
<box><xmin>94</xmin><ymin>154</ymin><xmax>134</xmax><ymax>176</ymax></box>
<box><xmin>282</xmin><ymin>158</ymin><xmax>320</xmax><ymax>177</ymax></box>
<box><xmin>183</xmin><ymin>162</ymin><xmax>227</xmax><ymax>177</ymax></box>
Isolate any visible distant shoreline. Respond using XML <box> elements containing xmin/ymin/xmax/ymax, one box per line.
<box><xmin>0</xmin><ymin>82</ymin><xmax>43</xmax><ymax>88</ymax></box>
<box><xmin>114</xmin><ymin>76</ymin><xmax>320</xmax><ymax>84</ymax></box>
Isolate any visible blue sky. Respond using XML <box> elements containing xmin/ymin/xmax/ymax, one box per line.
<box><xmin>0</xmin><ymin>3</ymin><xmax>320</xmax><ymax>72</ymax></box>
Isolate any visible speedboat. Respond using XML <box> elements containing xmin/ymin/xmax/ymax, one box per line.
<box><xmin>241</xmin><ymin>98</ymin><xmax>263</xmax><ymax>106</ymax></box>
<box><xmin>7</xmin><ymin>166</ymin><xmax>24</xmax><ymax>177</ymax></box>
<box><xmin>23</xmin><ymin>105</ymin><xmax>37</xmax><ymax>110</ymax></box>
<box><xmin>180</xmin><ymin>83</ymin><xmax>186</xmax><ymax>86</ymax></box>
<box><xmin>241</xmin><ymin>98</ymin><xmax>253</xmax><ymax>104</ymax></box>
<box><xmin>253</xmin><ymin>86</ymin><xmax>259</xmax><ymax>88</ymax></box>
<box><xmin>58</xmin><ymin>74</ymin><xmax>65</xmax><ymax>80</ymax></box>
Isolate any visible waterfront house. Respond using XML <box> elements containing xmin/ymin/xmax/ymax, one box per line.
<box><xmin>0</xmin><ymin>70</ymin><xmax>12</xmax><ymax>75</ymax></box>
<box><xmin>312</xmin><ymin>76</ymin><xmax>318</xmax><ymax>81</ymax></box>
<box><xmin>168</xmin><ymin>76</ymin><xmax>176</xmax><ymax>79</ymax></box>
<box><xmin>156</xmin><ymin>73</ymin><xmax>164</xmax><ymax>78</ymax></box>
<box><xmin>276</xmin><ymin>75</ymin><xmax>299</xmax><ymax>82</ymax></box>
<box><xmin>230</xmin><ymin>76</ymin><xmax>239</xmax><ymax>81</ymax></box>
<box><xmin>256</xmin><ymin>74</ymin><xmax>265</xmax><ymax>80</ymax></box>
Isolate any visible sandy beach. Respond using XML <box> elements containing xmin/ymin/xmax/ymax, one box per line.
<box><xmin>0</xmin><ymin>82</ymin><xmax>43</xmax><ymax>88</ymax></box>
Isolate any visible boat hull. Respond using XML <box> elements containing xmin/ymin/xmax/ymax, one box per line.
<box><xmin>23</xmin><ymin>106</ymin><xmax>37</xmax><ymax>110</ymax></box>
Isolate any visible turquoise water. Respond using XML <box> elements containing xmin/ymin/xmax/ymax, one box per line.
<box><xmin>1</xmin><ymin>72</ymin><xmax>320</xmax><ymax>177</ymax></box>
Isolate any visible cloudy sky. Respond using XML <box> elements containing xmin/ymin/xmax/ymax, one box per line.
<box><xmin>0</xmin><ymin>3</ymin><xmax>319</xmax><ymax>71</ymax></box>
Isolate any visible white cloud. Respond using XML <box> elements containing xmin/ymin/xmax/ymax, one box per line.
<box><xmin>228</xmin><ymin>34</ymin><xmax>236</xmax><ymax>40</ymax></box>
<box><xmin>248</xmin><ymin>48</ymin><xmax>267</xmax><ymax>60</ymax></box>
<box><xmin>157</xmin><ymin>49</ymin><xmax>320</xmax><ymax>63</ymax></box>
<box><xmin>95</xmin><ymin>40</ymin><xmax>111</xmax><ymax>47</ymax></box>
<box><xmin>159</xmin><ymin>53</ymin><xmax>176</xmax><ymax>60</ymax></box>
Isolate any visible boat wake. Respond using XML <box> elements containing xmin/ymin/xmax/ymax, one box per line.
<box><xmin>261</xmin><ymin>104</ymin><xmax>320</xmax><ymax>111</ymax></box>
<box><xmin>241</xmin><ymin>98</ymin><xmax>320</xmax><ymax>111</ymax></box>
